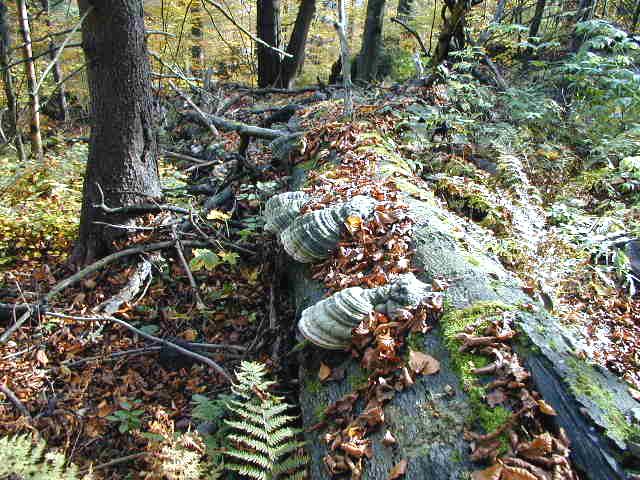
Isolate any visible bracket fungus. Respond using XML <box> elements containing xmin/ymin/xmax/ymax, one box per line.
<box><xmin>298</xmin><ymin>273</ymin><xmax>438</xmax><ymax>349</ymax></box>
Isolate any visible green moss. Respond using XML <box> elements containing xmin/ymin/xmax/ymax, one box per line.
<box><xmin>313</xmin><ymin>403</ymin><xmax>328</xmax><ymax>422</ymax></box>
<box><xmin>305</xmin><ymin>376</ymin><xmax>322</xmax><ymax>395</ymax></box>
<box><xmin>567</xmin><ymin>356</ymin><xmax>636</xmax><ymax>444</ymax></box>
<box><xmin>441</xmin><ymin>302</ymin><xmax>515</xmax><ymax>450</ymax></box>
<box><xmin>348</xmin><ymin>366</ymin><xmax>370</xmax><ymax>390</ymax></box>
<box><xmin>465</xmin><ymin>255</ymin><xmax>482</xmax><ymax>267</ymax></box>
<box><xmin>406</xmin><ymin>332</ymin><xmax>426</xmax><ymax>352</ymax></box>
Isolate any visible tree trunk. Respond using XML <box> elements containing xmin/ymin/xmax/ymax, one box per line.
<box><xmin>72</xmin><ymin>0</ymin><xmax>161</xmax><ymax>265</ymax></box>
<box><xmin>528</xmin><ymin>0</ymin><xmax>547</xmax><ymax>39</ymax></box>
<box><xmin>396</xmin><ymin>0</ymin><xmax>415</xmax><ymax>21</ymax></box>
<box><xmin>257</xmin><ymin>0</ymin><xmax>281</xmax><ymax>87</ymax></box>
<box><xmin>190</xmin><ymin>2</ymin><xmax>205</xmax><ymax>76</ymax></box>
<box><xmin>278</xmin><ymin>142</ymin><xmax>640</xmax><ymax>480</ymax></box>
<box><xmin>15</xmin><ymin>0</ymin><xmax>43</xmax><ymax>160</ymax></box>
<box><xmin>0</xmin><ymin>1</ymin><xmax>26</xmax><ymax>160</ymax></box>
<box><xmin>41</xmin><ymin>0</ymin><xmax>69</xmax><ymax>123</ymax></box>
<box><xmin>631</xmin><ymin>0</ymin><xmax>640</xmax><ymax>33</ymax></box>
<box><xmin>432</xmin><ymin>0</ymin><xmax>468</xmax><ymax>66</ymax></box>
<box><xmin>356</xmin><ymin>0</ymin><xmax>387</xmax><ymax>82</ymax></box>
<box><xmin>335</xmin><ymin>0</ymin><xmax>353</xmax><ymax>119</ymax></box>
<box><xmin>278</xmin><ymin>0</ymin><xmax>316</xmax><ymax>89</ymax></box>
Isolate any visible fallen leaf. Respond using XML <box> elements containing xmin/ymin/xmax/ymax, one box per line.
<box><xmin>486</xmin><ymin>388</ymin><xmax>507</xmax><ymax>407</ymax></box>
<box><xmin>345</xmin><ymin>215</ymin><xmax>363</xmax><ymax>234</ymax></box>
<box><xmin>501</xmin><ymin>465</ymin><xmax>537</xmax><ymax>480</ymax></box>
<box><xmin>319</xmin><ymin>362</ymin><xmax>332</xmax><ymax>382</ymax></box>
<box><xmin>408</xmin><ymin>349</ymin><xmax>440</xmax><ymax>375</ymax></box>
<box><xmin>472</xmin><ymin>464</ymin><xmax>503</xmax><ymax>480</ymax></box>
<box><xmin>97</xmin><ymin>401</ymin><xmax>114</xmax><ymax>418</ymax></box>
<box><xmin>180</xmin><ymin>329</ymin><xmax>198</xmax><ymax>341</ymax></box>
<box><xmin>382</xmin><ymin>430</ymin><xmax>397</xmax><ymax>447</ymax></box>
<box><xmin>629</xmin><ymin>387</ymin><xmax>640</xmax><ymax>402</ymax></box>
<box><xmin>35</xmin><ymin>349</ymin><xmax>48</xmax><ymax>366</ymax></box>
<box><xmin>206</xmin><ymin>209</ymin><xmax>231</xmax><ymax>221</ymax></box>
<box><xmin>387</xmin><ymin>458</ymin><xmax>408</xmax><ymax>479</ymax></box>
<box><xmin>537</xmin><ymin>399</ymin><xmax>557</xmax><ymax>416</ymax></box>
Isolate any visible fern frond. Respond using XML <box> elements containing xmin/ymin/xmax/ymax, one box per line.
<box><xmin>224</xmin><ymin>449</ymin><xmax>271</xmax><ymax>469</ymax></box>
<box><xmin>225</xmin><ymin>419</ymin><xmax>270</xmax><ymax>441</ymax></box>
<box><xmin>272</xmin><ymin>453</ymin><xmax>310</xmax><ymax>475</ymax></box>
<box><xmin>227</xmin><ymin>434</ymin><xmax>270</xmax><ymax>456</ymax></box>
<box><xmin>222</xmin><ymin>362</ymin><xmax>308</xmax><ymax>480</ymax></box>
<box><xmin>225</xmin><ymin>462</ymin><xmax>268</xmax><ymax>480</ymax></box>
<box><xmin>0</xmin><ymin>434</ymin><xmax>89</xmax><ymax>480</ymax></box>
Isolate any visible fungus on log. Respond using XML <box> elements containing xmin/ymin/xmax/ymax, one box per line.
<box><xmin>267</xmin><ymin>146</ymin><xmax>640</xmax><ymax>479</ymax></box>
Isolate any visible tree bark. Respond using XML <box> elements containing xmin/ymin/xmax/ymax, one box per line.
<box><xmin>257</xmin><ymin>0</ymin><xmax>281</xmax><ymax>87</ymax></box>
<box><xmin>190</xmin><ymin>2</ymin><xmax>205</xmax><ymax>76</ymax></box>
<box><xmin>356</xmin><ymin>0</ymin><xmax>387</xmax><ymax>82</ymax></box>
<box><xmin>277</xmin><ymin>0</ymin><xmax>316</xmax><ymax>89</ymax></box>
<box><xmin>632</xmin><ymin>0</ymin><xmax>640</xmax><ymax>33</ymax></box>
<box><xmin>0</xmin><ymin>1</ymin><xmax>26</xmax><ymax>160</ymax></box>
<box><xmin>396</xmin><ymin>0</ymin><xmax>415</xmax><ymax>21</ymax></box>
<box><xmin>335</xmin><ymin>0</ymin><xmax>353</xmax><ymax>119</ymax></box>
<box><xmin>41</xmin><ymin>0</ymin><xmax>69</xmax><ymax>122</ymax></box>
<box><xmin>432</xmin><ymin>0</ymin><xmax>467</xmax><ymax>66</ymax></box>
<box><xmin>528</xmin><ymin>0</ymin><xmax>547</xmax><ymax>40</ymax></box>
<box><xmin>15</xmin><ymin>0</ymin><xmax>43</xmax><ymax>159</ymax></box>
<box><xmin>72</xmin><ymin>0</ymin><xmax>161</xmax><ymax>265</ymax></box>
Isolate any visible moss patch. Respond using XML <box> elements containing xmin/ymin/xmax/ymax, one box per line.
<box><xmin>440</xmin><ymin>302</ymin><xmax>514</xmax><ymax>447</ymax></box>
<box><xmin>566</xmin><ymin>356</ymin><xmax>637</xmax><ymax>445</ymax></box>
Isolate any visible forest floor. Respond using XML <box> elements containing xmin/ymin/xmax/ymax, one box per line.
<box><xmin>1</xmin><ymin>75</ymin><xmax>639</xmax><ymax>478</ymax></box>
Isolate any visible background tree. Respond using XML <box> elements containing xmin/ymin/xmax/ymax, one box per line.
<box><xmin>40</xmin><ymin>0</ymin><xmax>69</xmax><ymax>122</ymax></box>
<box><xmin>0</xmin><ymin>1</ymin><xmax>25</xmax><ymax>160</ymax></box>
<box><xmin>356</xmin><ymin>0</ymin><xmax>387</xmax><ymax>82</ymax></box>
<box><xmin>15</xmin><ymin>0</ymin><xmax>43</xmax><ymax>159</ymax></box>
<box><xmin>257</xmin><ymin>0</ymin><xmax>281</xmax><ymax>87</ymax></box>
<box><xmin>72</xmin><ymin>0</ymin><xmax>161</xmax><ymax>265</ymax></box>
<box><xmin>278</xmin><ymin>0</ymin><xmax>316</xmax><ymax>88</ymax></box>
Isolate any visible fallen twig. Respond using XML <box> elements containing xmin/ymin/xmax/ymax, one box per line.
<box><xmin>46</xmin><ymin>311</ymin><xmax>232</xmax><ymax>382</ymax></box>
<box><xmin>94</xmin><ymin>183</ymin><xmax>190</xmax><ymax>215</ymax></box>
<box><xmin>168</xmin><ymin>80</ymin><xmax>220</xmax><ymax>137</ymax></box>
<box><xmin>172</xmin><ymin>226</ymin><xmax>206</xmax><ymax>311</ymax></box>
<box><xmin>391</xmin><ymin>17</ymin><xmax>430</xmax><ymax>58</ymax></box>
<box><xmin>161</xmin><ymin>149</ymin><xmax>207</xmax><ymax>164</ymax></box>
<box><xmin>82</xmin><ymin>452</ymin><xmax>149</xmax><ymax>474</ymax></box>
<box><xmin>0</xmin><ymin>382</ymin><xmax>31</xmax><ymax>419</ymax></box>
<box><xmin>94</xmin><ymin>259</ymin><xmax>153</xmax><ymax>315</ymax></box>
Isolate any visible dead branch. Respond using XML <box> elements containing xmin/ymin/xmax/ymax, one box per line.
<box><xmin>81</xmin><ymin>453</ymin><xmax>149</xmax><ymax>474</ymax></box>
<box><xmin>0</xmin><ymin>382</ymin><xmax>31</xmax><ymax>419</ymax></box>
<box><xmin>161</xmin><ymin>149</ymin><xmax>207</xmax><ymax>164</ymax></box>
<box><xmin>168</xmin><ymin>80</ymin><xmax>219</xmax><ymax>137</ymax></box>
<box><xmin>45</xmin><ymin>311</ymin><xmax>232</xmax><ymax>382</ymax></box>
<box><xmin>172</xmin><ymin>226</ymin><xmax>206</xmax><ymax>310</ymax></box>
<box><xmin>93</xmin><ymin>183</ymin><xmax>190</xmax><ymax>215</ymax></box>
<box><xmin>94</xmin><ymin>258</ymin><xmax>153</xmax><ymax>315</ymax></box>
<box><xmin>391</xmin><ymin>17</ymin><xmax>430</xmax><ymax>58</ymax></box>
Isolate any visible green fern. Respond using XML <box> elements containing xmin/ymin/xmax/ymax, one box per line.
<box><xmin>0</xmin><ymin>434</ymin><xmax>90</xmax><ymax>480</ymax></box>
<box><xmin>224</xmin><ymin>361</ymin><xmax>308</xmax><ymax>480</ymax></box>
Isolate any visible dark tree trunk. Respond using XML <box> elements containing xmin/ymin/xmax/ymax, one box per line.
<box><xmin>72</xmin><ymin>0</ymin><xmax>161</xmax><ymax>265</ymax></box>
<box><xmin>257</xmin><ymin>0</ymin><xmax>281</xmax><ymax>87</ymax></box>
<box><xmin>41</xmin><ymin>0</ymin><xmax>69</xmax><ymax>122</ymax></box>
<box><xmin>356</xmin><ymin>0</ymin><xmax>387</xmax><ymax>82</ymax></box>
<box><xmin>632</xmin><ymin>0</ymin><xmax>640</xmax><ymax>33</ymax></box>
<box><xmin>528</xmin><ymin>0</ymin><xmax>547</xmax><ymax>39</ymax></box>
<box><xmin>396</xmin><ymin>0</ymin><xmax>414</xmax><ymax>21</ymax></box>
<box><xmin>190</xmin><ymin>2</ymin><xmax>205</xmax><ymax>76</ymax></box>
<box><xmin>432</xmin><ymin>0</ymin><xmax>468</xmax><ymax>66</ymax></box>
<box><xmin>570</xmin><ymin>0</ymin><xmax>596</xmax><ymax>49</ymax></box>
<box><xmin>277</xmin><ymin>0</ymin><xmax>316</xmax><ymax>88</ymax></box>
<box><xmin>0</xmin><ymin>1</ymin><xmax>26</xmax><ymax>160</ymax></box>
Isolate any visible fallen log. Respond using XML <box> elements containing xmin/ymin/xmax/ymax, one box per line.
<box><xmin>275</xmin><ymin>148</ymin><xmax>640</xmax><ymax>479</ymax></box>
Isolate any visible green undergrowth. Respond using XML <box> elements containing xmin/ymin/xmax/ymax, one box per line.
<box><xmin>440</xmin><ymin>301</ymin><xmax>514</xmax><ymax>450</ymax></box>
<box><xmin>0</xmin><ymin>144</ymin><xmax>87</xmax><ymax>266</ymax></box>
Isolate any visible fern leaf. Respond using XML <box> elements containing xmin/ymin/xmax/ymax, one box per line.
<box><xmin>225</xmin><ymin>419</ymin><xmax>269</xmax><ymax>441</ymax></box>
<box><xmin>227</xmin><ymin>434</ymin><xmax>271</xmax><ymax>456</ymax></box>
<box><xmin>225</xmin><ymin>462</ymin><xmax>268</xmax><ymax>480</ymax></box>
<box><xmin>224</xmin><ymin>449</ymin><xmax>271</xmax><ymax>470</ymax></box>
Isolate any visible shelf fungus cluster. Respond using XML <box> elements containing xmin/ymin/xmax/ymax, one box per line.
<box><xmin>298</xmin><ymin>273</ymin><xmax>439</xmax><ymax>349</ymax></box>
<box><xmin>264</xmin><ymin>192</ymin><xmax>377</xmax><ymax>263</ymax></box>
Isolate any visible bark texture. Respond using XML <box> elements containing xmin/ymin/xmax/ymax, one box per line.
<box><xmin>16</xmin><ymin>0</ymin><xmax>43</xmax><ymax>159</ymax></box>
<box><xmin>528</xmin><ymin>0</ymin><xmax>547</xmax><ymax>40</ymax></box>
<box><xmin>287</xmin><ymin>168</ymin><xmax>639</xmax><ymax>479</ymax></box>
<box><xmin>0</xmin><ymin>1</ymin><xmax>26</xmax><ymax>160</ymax></box>
<box><xmin>356</xmin><ymin>0</ymin><xmax>387</xmax><ymax>82</ymax></box>
<box><xmin>72</xmin><ymin>0</ymin><xmax>160</xmax><ymax>265</ymax></box>
<box><xmin>278</xmin><ymin>0</ymin><xmax>316</xmax><ymax>88</ymax></box>
<box><xmin>257</xmin><ymin>0</ymin><xmax>281</xmax><ymax>87</ymax></box>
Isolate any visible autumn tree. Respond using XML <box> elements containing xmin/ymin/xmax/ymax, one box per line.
<box><xmin>72</xmin><ymin>0</ymin><xmax>161</xmax><ymax>265</ymax></box>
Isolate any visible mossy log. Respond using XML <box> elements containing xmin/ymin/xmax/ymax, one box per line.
<box><xmin>286</xmin><ymin>192</ymin><xmax>640</xmax><ymax>479</ymax></box>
